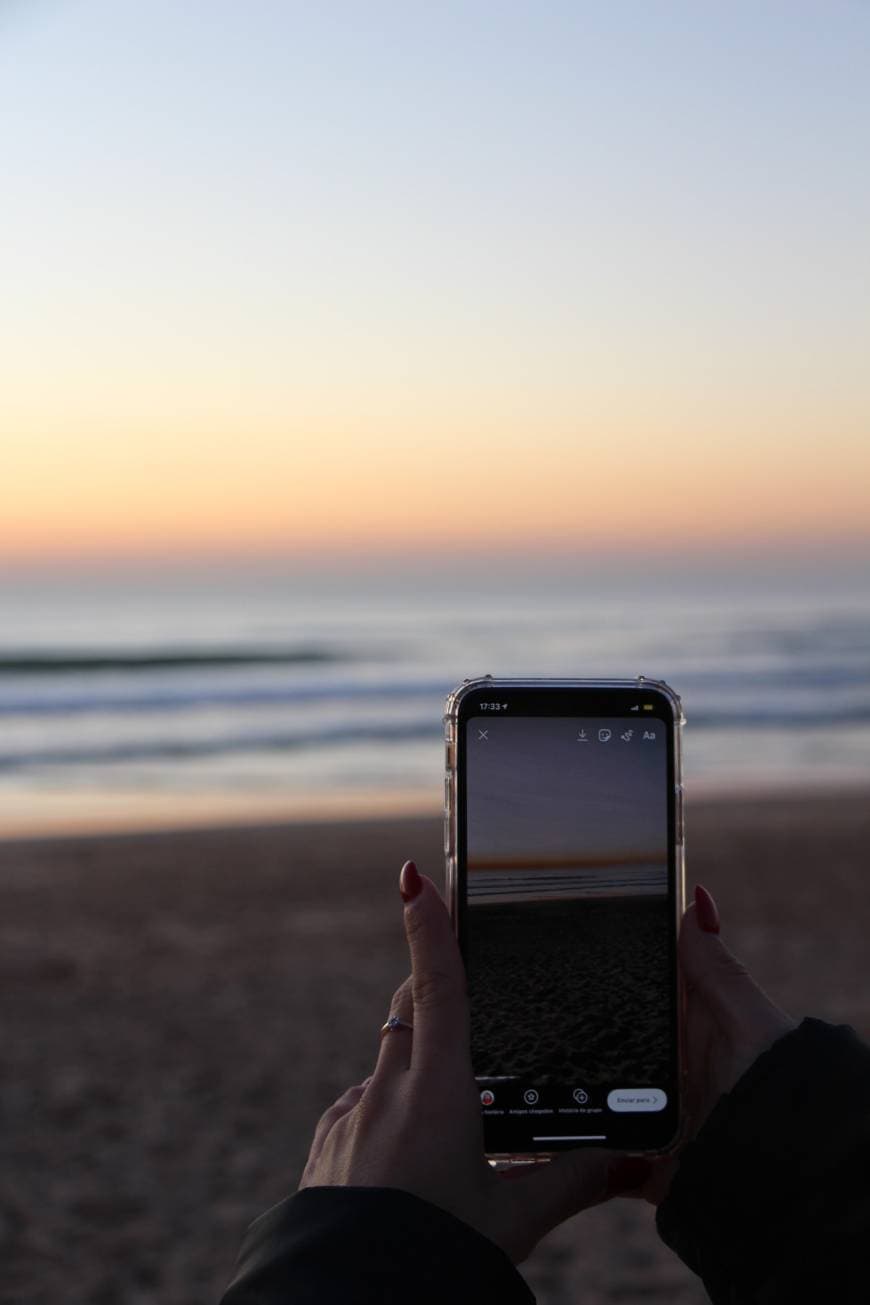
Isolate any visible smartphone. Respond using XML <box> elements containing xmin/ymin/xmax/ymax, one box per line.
<box><xmin>444</xmin><ymin>677</ymin><xmax>685</xmax><ymax>1159</ymax></box>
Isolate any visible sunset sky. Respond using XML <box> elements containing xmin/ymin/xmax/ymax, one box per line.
<box><xmin>2</xmin><ymin>1</ymin><xmax>868</xmax><ymax>570</ymax></box>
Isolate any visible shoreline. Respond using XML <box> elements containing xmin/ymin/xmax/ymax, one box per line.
<box><xmin>0</xmin><ymin>774</ymin><xmax>867</xmax><ymax>843</ymax></box>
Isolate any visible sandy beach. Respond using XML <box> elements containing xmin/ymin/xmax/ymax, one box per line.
<box><xmin>4</xmin><ymin>788</ymin><xmax>870</xmax><ymax>1305</ymax></box>
<box><xmin>470</xmin><ymin>896</ymin><xmax>671</xmax><ymax>1088</ymax></box>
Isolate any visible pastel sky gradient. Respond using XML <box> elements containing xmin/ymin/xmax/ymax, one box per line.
<box><xmin>2</xmin><ymin>1</ymin><xmax>868</xmax><ymax>568</ymax></box>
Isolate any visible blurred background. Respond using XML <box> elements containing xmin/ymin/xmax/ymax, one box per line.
<box><xmin>2</xmin><ymin>0</ymin><xmax>869</xmax><ymax>837</ymax></box>
<box><xmin>2</xmin><ymin>3</ymin><xmax>868</xmax><ymax>1303</ymax></box>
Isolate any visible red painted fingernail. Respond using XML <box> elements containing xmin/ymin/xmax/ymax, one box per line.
<box><xmin>694</xmin><ymin>884</ymin><xmax>720</xmax><ymax>934</ymax></box>
<box><xmin>605</xmin><ymin>1157</ymin><xmax>651</xmax><ymax>1196</ymax></box>
<box><xmin>399</xmin><ymin>860</ymin><xmax>422</xmax><ymax>902</ymax></box>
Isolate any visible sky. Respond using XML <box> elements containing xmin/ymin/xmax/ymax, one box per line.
<box><xmin>466</xmin><ymin>717</ymin><xmax>666</xmax><ymax>861</ymax></box>
<box><xmin>2</xmin><ymin>1</ymin><xmax>868</xmax><ymax>573</ymax></box>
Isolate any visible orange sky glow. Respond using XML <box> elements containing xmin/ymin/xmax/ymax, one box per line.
<box><xmin>2</xmin><ymin>4</ymin><xmax>869</xmax><ymax>574</ymax></box>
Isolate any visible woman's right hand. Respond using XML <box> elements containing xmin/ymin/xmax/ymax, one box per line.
<box><xmin>643</xmin><ymin>884</ymin><xmax>797</xmax><ymax>1204</ymax></box>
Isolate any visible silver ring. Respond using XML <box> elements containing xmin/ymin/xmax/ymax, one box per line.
<box><xmin>380</xmin><ymin>1016</ymin><xmax>414</xmax><ymax>1036</ymax></box>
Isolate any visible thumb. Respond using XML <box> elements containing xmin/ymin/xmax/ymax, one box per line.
<box><xmin>399</xmin><ymin>861</ymin><xmax>471</xmax><ymax>1078</ymax></box>
<box><xmin>680</xmin><ymin>886</ymin><xmax>779</xmax><ymax>1035</ymax></box>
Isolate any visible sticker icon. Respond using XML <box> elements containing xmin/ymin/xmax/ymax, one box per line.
<box><xmin>598</xmin><ymin>728</ymin><xmax>612</xmax><ymax>743</ymax></box>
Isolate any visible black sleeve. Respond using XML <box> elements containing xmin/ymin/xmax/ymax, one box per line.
<box><xmin>220</xmin><ymin>1185</ymin><xmax>536</xmax><ymax>1305</ymax></box>
<box><xmin>656</xmin><ymin>1017</ymin><xmax>870</xmax><ymax>1303</ymax></box>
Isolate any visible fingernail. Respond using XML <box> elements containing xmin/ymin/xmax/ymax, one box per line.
<box><xmin>399</xmin><ymin>860</ymin><xmax>422</xmax><ymax>902</ymax></box>
<box><xmin>694</xmin><ymin>884</ymin><xmax>720</xmax><ymax>934</ymax></box>
<box><xmin>605</xmin><ymin>1157</ymin><xmax>651</xmax><ymax>1196</ymax></box>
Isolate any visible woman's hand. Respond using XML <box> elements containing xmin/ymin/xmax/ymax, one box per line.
<box><xmin>642</xmin><ymin>884</ymin><xmax>797</xmax><ymax>1204</ymax></box>
<box><xmin>299</xmin><ymin>861</ymin><xmax>650</xmax><ymax>1265</ymax></box>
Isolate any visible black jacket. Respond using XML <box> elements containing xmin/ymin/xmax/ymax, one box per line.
<box><xmin>221</xmin><ymin>1019</ymin><xmax>870</xmax><ymax>1304</ymax></box>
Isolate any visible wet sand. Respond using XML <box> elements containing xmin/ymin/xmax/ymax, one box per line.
<box><xmin>3</xmin><ymin>788</ymin><xmax>869</xmax><ymax>1305</ymax></box>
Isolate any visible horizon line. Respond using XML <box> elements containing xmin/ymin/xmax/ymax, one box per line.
<box><xmin>2</xmin><ymin>535</ymin><xmax>870</xmax><ymax>578</ymax></box>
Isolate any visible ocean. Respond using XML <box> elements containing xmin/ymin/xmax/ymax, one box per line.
<box><xmin>1</xmin><ymin>565</ymin><xmax>868</xmax><ymax>833</ymax></box>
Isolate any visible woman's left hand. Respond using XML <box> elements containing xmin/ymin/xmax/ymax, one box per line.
<box><xmin>299</xmin><ymin>861</ymin><xmax>650</xmax><ymax>1265</ymax></box>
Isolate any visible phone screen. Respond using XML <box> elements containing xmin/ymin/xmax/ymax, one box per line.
<box><xmin>454</xmin><ymin>685</ymin><xmax>681</xmax><ymax>1154</ymax></box>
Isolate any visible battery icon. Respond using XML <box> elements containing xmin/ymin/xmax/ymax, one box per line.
<box><xmin>643</xmin><ymin>704</ymin><xmax>654</xmax><ymax>711</ymax></box>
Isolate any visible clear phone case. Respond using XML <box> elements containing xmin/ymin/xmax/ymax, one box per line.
<box><xmin>443</xmin><ymin>676</ymin><xmax>687</xmax><ymax>1162</ymax></box>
